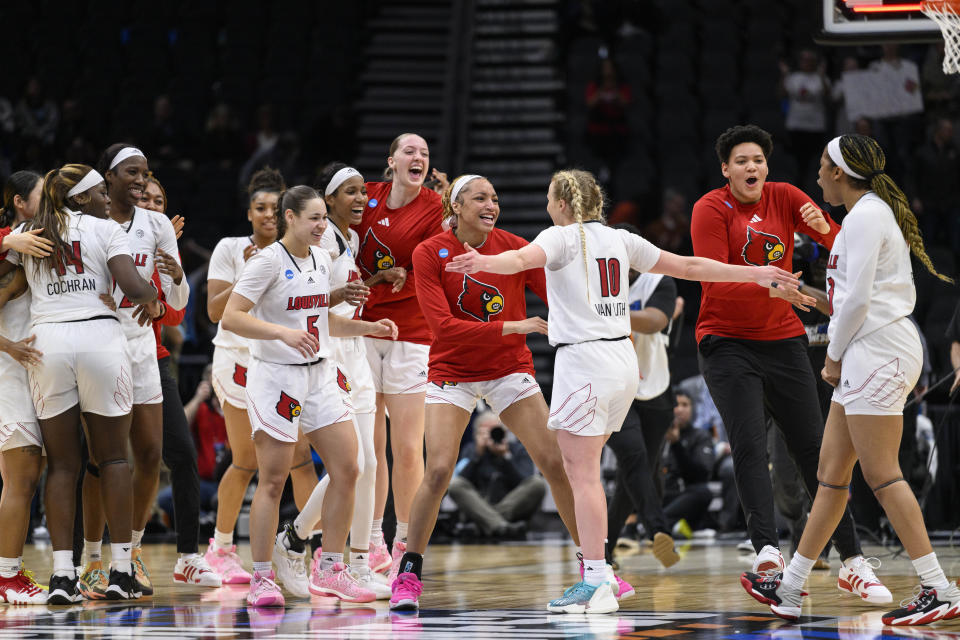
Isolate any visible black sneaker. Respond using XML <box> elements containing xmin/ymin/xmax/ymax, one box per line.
<box><xmin>279</xmin><ymin>521</ymin><xmax>306</xmax><ymax>554</ymax></box>
<box><xmin>740</xmin><ymin>571</ymin><xmax>803</xmax><ymax>621</ymax></box>
<box><xmin>47</xmin><ymin>574</ymin><xmax>82</xmax><ymax>604</ymax></box>
<box><xmin>105</xmin><ymin>569</ymin><xmax>142</xmax><ymax>600</ymax></box>
<box><xmin>883</xmin><ymin>584</ymin><xmax>960</xmax><ymax>626</ymax></box>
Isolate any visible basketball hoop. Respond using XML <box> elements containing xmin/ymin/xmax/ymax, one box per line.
<box><xmin>921</xmin><ymin>0</ymin><xmax>960</xmax><ymax>73</ymax></box>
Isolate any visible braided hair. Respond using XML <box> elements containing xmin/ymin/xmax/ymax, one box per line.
<box><xmin>550</xmin><ymin>169</ymin><xmax>606</xmax><ymax>301</ymax></box>
<box><xmin>834</xmin><ymin>134</ymin><xmax>952</xmax><ymax>283</ymax></box>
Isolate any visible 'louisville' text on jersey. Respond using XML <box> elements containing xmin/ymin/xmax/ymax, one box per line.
<box><xmin>594</xmin><ymin>301</ymin><xmax>626</xmax><ymax>317</ymax></box>
<box><xmin>286</xmin><ymin>294</ymin><xmax>329</xmax><ymax>310</ymax></box>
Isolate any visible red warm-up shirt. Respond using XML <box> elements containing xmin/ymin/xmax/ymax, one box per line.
<box><xmin>352</xmin><ymin>182</ymin><xmax>444</xmax><ymax>344</ymax></box>
<box><xmin>691</xmin><ymin>182</ymin><xmax>840</xmax><ymax>343</ymax></box>
<box><xmin>192</xmin><ymin>402</ymin><xmax>227</xmax><ymax>480</ymax></box>
<box><xmin>0</xmin><ymin>227</ymin><xmax>11</xmax><ymax>260</ymax></box>
<box><xmin>151</xmin><ymin>269</ymin><xmax>185</xmax><ymax>360</ymax></box>
<box><xmin>413</xmin><ymin>229</ymin><xmax>547</xmax><ymax>382</ymax></box>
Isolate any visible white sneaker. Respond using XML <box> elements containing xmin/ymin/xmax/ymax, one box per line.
<box><xmin>272</xmin><ymin>533</ymin><xmax>309</xmax><ymax>598</ymax></box>
<box><xmin>838</xmin><ymin>556</ymin><xmax>893</xmax><ymax>604</ymax></box>
<box><xmin>350</xmin><ymin>565</ymin><xmax>391</xmax><ymax>600</ymax></box>
<box><xmin>173</xmin><ymin>554</ymin><xmax>222</xmax><ymax>587</ymax></box>
<box><xmin>752</xmin><ymin>545</ymin><xmax>785</xmax><ymax>574</ymax></box>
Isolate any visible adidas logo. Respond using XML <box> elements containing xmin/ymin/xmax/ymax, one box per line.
<box><xmin>307</xmin><ymin>276</ymin><xmax>315</xmax><ymax>284</ymax></box>
<box><xmin>418</xmin><ymin>370</ymin><xmax>427</xmax><ymax>377</ymax></box>
<box><xmin>377</xmin><ymin>218</ymin><xmax>390</xmax><ymax>227</ymax></box>
<box><xmin>750</xmin><ymin>214</ymin><xmax>762</xmax><ymax>223</ymax></box>
<box><xmin>522</xmin><ymin>377</ymin><xmax>531</xmax><ymax>383</ymax></box>
<box><xmin>843</xmin><ymin>380</ymin><xmax>850</xmax><ymax>388</ymax></box>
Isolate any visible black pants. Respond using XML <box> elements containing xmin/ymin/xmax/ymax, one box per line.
<box><xmin>605</xmin><ymin>394</ymin><xmax>673</xmax><ymax>562</ymax></box>
<box><xmin>158</xmin><ymin>356</ymin><xmax>200</xmax><ymax>554</ymax></box>
<box><xmin>698</xmin><ymin>335</ymin><xmax>862</xmax><ymax>558</ymax></box>
<box><xmin>663</xmin><ymin>483</ymin><xmax>713</xmax><ymax>528</ymax></box>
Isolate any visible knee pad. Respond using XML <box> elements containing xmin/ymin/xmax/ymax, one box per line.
<box><xmin>86</xmin><ymin>462</ymin><xmax>100</xmax><ymax>478</ymax></box>
<box><xmin>871</xmin><ymin>476</ymin><xmax>905</xmax><ymax>493</ymax></box>
<box><xmin>98</xmin><ymin>458</ymin><xmax>128</xmax><ymax>469</ymax></box>
<box><xmin>818</xmin><ymin>480</ymin><xmax>849</xmax><ymax>490</ymax></box>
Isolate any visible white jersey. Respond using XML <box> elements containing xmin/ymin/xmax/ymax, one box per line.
<box><xmin>320</xmin><ymin>224</ymin><xmax>363</xmax><ymax>319</ymax></box>
<box><xmin>6</xmin><ymin>212</ymin><xmax>129</xmax><ymax>324</ymax></box>
<box><xmin>628</xmin><ymin>274</ymin><xmax>671</xmax><ymax>400</ymax></box>
<box><xmin>0</xmin><ymin>284</ymin><xmax>33</xmax><ymax>424</ymax></box>
<box><xmin>826</xmin><ymin>192</ymin><xmax>915</xmax><ymax>361</ymax></box>
<box><xmin>209</xmin><ymin>236</ymin><xmax>256</xmax><ymax>351</ymax></box>
<box><xmin>233</xmin><ymin>242</ymin><xmax>334</xmax><ymax>365</ymax></box>
<box><xmin>112</xmin><ymin>206</ymin><xmax>188</xmax><ymax>342</ymax></box>
<box><xmin>532</xmin><ymin>222</ymin><xmax>661</xmax><ymax>346</ymax></box>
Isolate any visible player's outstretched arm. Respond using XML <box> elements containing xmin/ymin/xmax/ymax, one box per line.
<box><xmin>650</xmin><ymin>250</ymin><xmax>804</xmax><ymax>292</ymax></box>
<box><xmin>445</xmin><ymin>242</ymin><xmax>546</xmax><ymax>275</ymax></box>
<box><xmin>329</xmin><ymin>314</ymin><xmax>398</xmax><ymax>340</ymax></box>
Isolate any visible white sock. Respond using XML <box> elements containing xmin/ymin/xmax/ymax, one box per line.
<box><xmin>0</xmin><ymin>556</ymin><xmax>19</xmax><ymax>578</ymax></box>
<box><xmin>395</xmin><ymin>522</ymin><xmax>408</xmax><ymax>543</ymax></box>
<box><xmin>53</xmin><ymin>550</ymin><xmax>75</xmax><ymax>578</ymax></box>
<box><xmin>213</xmin><ymin>529</ymin><xmax>233</xmax><ymax>550</ymax></box>
<box><xmin>131</xmin><ymin>529</ymin><xmax>144</xmax><ymax>548</ymax></box>
<box><xmin>110</xmin><ymin>543</ymin><xmax>132</xmax><ymax>575</ymax></box>
<box><xmin>782</xmin><ymin>552</ymin><xmax>815</xmax><ymax>591</ymax></box>
<box><xmin>83</xmin><ymin>539</ymin><xmax>102</xmax><ymax>564</ymax></box>
<box><xmin>252</xmin><ymin>561</ymin><xmax>272</xmax><ymax>577</ymax></box>
<box><xmin>582</xmin><ymin>558</ymin><xmax>606</xmax><ymax>586</ymax></box>
<box><xmin>320</xmin><ymin>552</ymin><xmax>343</xmax><ymax>571</ymax></box>
<box><xmin>371</xmin><ymin>519</ymin><xmax>384</xmax><ymax>544</ymax></box>
<box><xmin>913</xmin><ymin>552</ymin><xmax>950</xmax><ymax>589</ymax></box>
<box><xmin>351</xmin><ymin>551</ymin><xmax>369</xmax><ymax>570</ymax></box>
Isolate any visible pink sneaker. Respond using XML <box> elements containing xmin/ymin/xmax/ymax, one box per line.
<box><xmin>387</xmin><ymin>540</ymin><xmax>406</xmax><ymax>583</ymax></box>
<box><xmin>205</xmin><ymin>539</ymin><xmax>252</xmax><ymax>585</ymax></box>
<box><xmin>369</xmin><ymin>539</ymin><xmax>391</xmax><ymax>574</ymax></box>
<box><xmin>389</xmin><ymin>572</ymin><xmax>422</xmax><ymax>611</ymax></box>
<box><xmin>247</xmin><ymin>571</ymin><xmax>284</xmax><ymax>607</ymax></box>
<box><xmin>309</xmin><ymin>562</ymin><xmax>375</xmax><ymax>603</ymax></box>
<box><xmin>310</xmin><ymin>547</ymin><xmax>322</xmax><ymax>576</ymax></box>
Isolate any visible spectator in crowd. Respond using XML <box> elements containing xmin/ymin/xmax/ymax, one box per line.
<box><xmin>585</xmin><ymin>57</ymin><xmax>631</xmax><ymax>174</ymax></box>
<box><xmin>15</xmin><ymin>77</ymin><xmax>59</xmax><ymax>168</ymax></box>
<box><xmin>643</xmin><ymin>189</ymin><xmax>691</xmax><ymax>255</ymax></box>
<box><xmin>867</xmin><ymin>45</ymin><xmax>923</xmax><ymax>183</ymax></box>
<box><xmin>831</xmin><ymin>56</ymin><xmax>861</xmax><ymax>135</ymax></box>
<box><xmin>781</xmin><ymin>49</ymin><xmax>830</xmax><ymax>185</ymax></box>
<box><xmin>446</xmin><ymin>411</ymin><xmax>547</xmax><ymax>540</ymax></box>
<box><xmin>157</xmin><ymin>367</ymin><xmax>226</xmax><ymax>530</ymax></box>
<box><xmin>245</xmin><ymin>104</ymin><xmax>279</xmax><ymax>158</ymax></box>
<box><xmin>660</xmin><ymin>391</ymin><xmax>716</xmax><ymax>536</ymax></box>
<box><xmin>908</xmin><ymin>118</ymin><xmax>960</xmax><ymax>254</ymax></box>
<box><xmin>145</xmin><ymin>95</ymin><xmax>193</xmax><ymax>169</ymax></box>
<box><xmin>921</xmin><ymin>42</ymin><xmax>959</xmax><ymax>120</ymax></box>
<box><xmin>201</xmin><ymin>103</ymin><xmax>244</xmax><ymax>170</ymax></box>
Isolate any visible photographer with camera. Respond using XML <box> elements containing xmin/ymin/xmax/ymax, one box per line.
<box><xmin>446</xmin><ymin>411</ymin><xmax>547</xmax><ymax>540</ymax></box>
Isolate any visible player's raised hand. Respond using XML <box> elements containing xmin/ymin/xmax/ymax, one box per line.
<box><xmin>281</xmin><ymin>328</ymin><xmax>320</xmax><ymax>358</ymax></box>
<box><xmin>170</xmin><ymin>215</ymin><xmax>185</xmax><ymax>240</ymax></box>
<box><xmin>368</xmin><ymin>319</ymin><xmax>398</xmax><ymax>340</ymax></box>
<box><xmin>445</xmin><ymin>243</ymin><xmax>486</xmax><ymax>274</ymax></box>
<box><xmin>800</xmin><ymin>202</ymin><xmax>830</xmax><ymax>234</ymax></box>
<box><xmin>156</xmin><ymin>249</ymin><xmax>184</xmax><ymax>284</ymax></box>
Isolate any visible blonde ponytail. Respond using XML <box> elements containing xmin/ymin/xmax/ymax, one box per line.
<box><xmin>551</xmin><ymin>169</ymin><xmax>607</xmax><ymax>302</ymax></box>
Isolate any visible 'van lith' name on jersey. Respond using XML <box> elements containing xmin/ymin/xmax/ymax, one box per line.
<box><xmin>594</xmin><ymin>301</ymin><xmax>627</xmax><ymax>317</ymax></box>
<box><xmin>286</xmin><ymin>294</ymin><xmax>329</xmax><ymax>310</ymax></box>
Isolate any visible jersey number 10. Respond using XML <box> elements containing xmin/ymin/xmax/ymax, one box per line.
<box><xmin>596</xmin><ymin>258</ymin><xmax>621</xmax><ymax>298</ymax></box>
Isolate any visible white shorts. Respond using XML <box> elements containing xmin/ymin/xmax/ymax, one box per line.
<box><xmin>245</xmin><ymin>358</ymin><xmax>351</xmax><ymax>443</ymax></box>
<box><xmin>332</xmin><ymin>336</ymin><xmax>376</xmax><ymax>415</ymax></box>
<box><xmin>363</xmin><ymin>338</ymin><xmax>429</xmax><ymax>395</ymax></box>
<box><xmin>548</xmin><ymin>339</ymin><xmax>639</xmax><ymax>437</ymax></box>
<box><xmin>212</xmin><ymin>346</ymin><xmax>250</xmax><ymax>409</ymax></box>
<box><xmin>833</xmin><ymin>318</ymin><xmax>922</xmax><ymax>416</ymax></box>
<box><xmin>0</xmin><ymin>357</ymin><xmax>37</xmax><ymax>427</ymax></box>
<box><xmin>425</xmin><ymin>372</ymin><xmax>541</xmax><ymax>415</ymax></box>
<box><xmin>0</xmin><ymin>421</ymin><xmax>43</xmax><ymax>452</ymax></box>
<box><xmin>28</xmin><ymin>319</ymin><xmax>133</xmax><ymax>419</ymax></box>
<box><xmin>124</xmin><ymin>331</ymin><xmax>162</xmax><ymax>405</ymax></box>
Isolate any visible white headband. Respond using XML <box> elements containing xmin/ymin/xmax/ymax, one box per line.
<box><xmin>827</xmin><ymin>137</ymin><xmax>866</xmax><ymax>180</ymax></box>
<box><xmin>67</xmin><ymin>169</ymin><xmax>105</xmax><ymax>198</ymax></box>
<box><xmin>325</xmin><ymin>167</ymin><xmax>362</xmax><ymax>196</ymax></box>
<box><xmin>450</xmin><ymin>174</ymin><xmax>482</xmax><ymax>203</ymax></box>
<box><xmin>109</xmin><ymin>147</ymin><xmax>146</xmax><ymax>170</ymax></box>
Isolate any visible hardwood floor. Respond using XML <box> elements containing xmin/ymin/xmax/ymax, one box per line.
<box><xmin>4</xmin><ymin>541</ymin><xmax>959</xmax><ymax>639</ymax></box>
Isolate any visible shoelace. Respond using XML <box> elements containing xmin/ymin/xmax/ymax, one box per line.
<box><xmin>134</xmin><ymin>555</ymin><xmax>152</xmax><ymax>579</ymax></box>
<box><xmin>559</xmin><ymin>582</ymin><xmax>595</xmax><ymax>603</ymax></box>
<box><xmin>14</xmin><ymin>572</ymin><xmax>43</xmax><ymax>595</ymax></box>
<box><xmin>756</xmin><ymin>569</ymin><xmax>783</xmax><ymax>582</ymax></box>
<box><xmin>855</xmin><ymin>557</ymin><xmax>882</xmax><ymax>581</ymax></box>
<box><xmin>395</xmin><ymin>574</ymin><xmax>422</xmax><ymax>598</ymax></box>
<box><xmin>21</xmin><ymin>569</ymin><xmax>46</xmax><ymax>591</ymax></box>
<box><xmin>254</xmin><ymin>575</ymin><xmax>281</xmax><ymax>598</ymax></box>
<box><xmin>899</xmin><ymin>585</ymin><xmax>932</xmax><ymax>610</ymax></box>
<box><xmin>84</xmin><ymin>568</ymin><xmax>109</xmax><ymax>588</ymax></box>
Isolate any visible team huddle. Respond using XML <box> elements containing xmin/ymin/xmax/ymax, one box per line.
<box><xmin>0</xmin><ymin>128</ymin><xmax>958</xmax><ymax>625</ymax></box>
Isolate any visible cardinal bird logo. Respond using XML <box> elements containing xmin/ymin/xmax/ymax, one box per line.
<box><xmin>358</xmin><ymin>228</ymin><xmax>395</xmax><ymax>276</ymax></box>
<box><xmin>457</xmin><ymin>275</ymin><xmax>504</xmax><ymax>322</ymax></box>
<box><xmin>337</xmin><ymin>368</ymin><xmax>352</xmax><ymax>393</ymax></box>
<box><xmin>276</xmin><ymin>391</ymin><xmax>302</xmax><ymax>422</ymax></box>
<box><xmin>233</xmin><ymin>363</ymin><xmax>248</xmax><ymax>387</ymax></box>
<box><xmin>742</xmin><ymin>226</ymin><xmax>785</xmax><ymax>266</ymax></box>
<box><xmin>432</xmin><ymin>381</ymin><xmax>458</xmax><ymax>389</ymax></box>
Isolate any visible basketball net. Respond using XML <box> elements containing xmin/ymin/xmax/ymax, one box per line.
<box><xmin>922</xmin><ymin>0</ymin><xmax>960</xmax><ymax>73</ymax></box>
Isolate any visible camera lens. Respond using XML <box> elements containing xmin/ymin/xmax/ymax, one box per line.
<box><xmin>490</xmin><ymin>426</ymin><xmax>506</xmax><ymax>443</ymax></box>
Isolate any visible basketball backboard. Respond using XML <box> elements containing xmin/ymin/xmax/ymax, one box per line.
<box><xmin>818</xmin><ymin>0</ymin><xmax>942</xmax><ymax>44</ymax></box>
